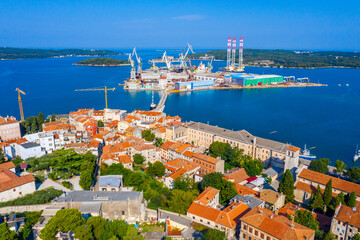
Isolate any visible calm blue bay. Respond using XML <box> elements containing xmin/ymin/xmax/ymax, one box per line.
<box><xmin>0</xmin><ymin>49</ymin><xmax>359</xmax><ymax>166</ymax></box>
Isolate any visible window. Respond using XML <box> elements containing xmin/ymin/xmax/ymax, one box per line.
<box><xmin>207</xmin><ymin>221</ymin><xmax>210</xmax><ymax>225</ymax></box>
<box><xmin>243</xmin><ymin>233</ymin><xmax>246</xmax><ymax>239</ymax></box>
<box><xmin>19</xmin><ymin>192</ymin><xmax>22</xmax><ymax>195</ymax></box>
<box><xmin>122</xmin><ymin>211</ymin><xmax>125</xmax><ymax>215</ymax></box>
<box><xmin>260</xmin><ymin>233</ymin><xmax>264</xmax><ymax>239</ymax></box>
<box><xmin>249</xmin><ymin>227</ymin><xmax>253</xmax><ymax>233</ymax></box>
<box><xmin>243</xmin><ymin>225</ymin><xmax>247</xmax><ymax>230</ymax></box>
<box><xmin>267</xmin><ymin>237</ymin><xmax>270</xmax><ymax>240</ymax></box>
<box><xmin>200</xmin><ymin>219</ymin><xmax>203</xmax><ymax>222</ymax></box>
<box><xmin>248</xmin><ymin>237</ymin><xmax>252</xmax><ymax>240</ymax></box>
<box><xmin>255</xmin><ymin>230</ymin><xmax>258</xmax><ymax>236</ymax></box>
<box><xmin>193</xmin><ymin>216</ymin><xmax>195</xmax><ymax>219</ymax></box>
<box><xmin>13</xmin><ymin>189</ymin><xmax>16</xmax><ymax>192</ymax></box>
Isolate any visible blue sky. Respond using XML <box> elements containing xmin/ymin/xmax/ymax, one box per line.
<box><xmin>1</xmin><ymin>0</ymin><xmax>359</xmax><ymax>50</ymax></box>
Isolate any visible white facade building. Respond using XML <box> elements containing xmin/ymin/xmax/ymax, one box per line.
<box><xmin>19</xmin><ymin>142</ymin><xmax>45</xmax><ymax>159</ymax></box>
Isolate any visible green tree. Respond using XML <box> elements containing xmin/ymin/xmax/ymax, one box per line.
<box><xmin>310</xmin><ymin>185</ymin><xmax>324</xmax><ymax>213</ymax></box>
<box><xmin>241</xmin><ymin>158</ymin><xmax>264</xmax><ymax>177</ymax></box>
<box><xmin>128</xmin><ymin>171</ymin><xmax>146</xmax><ymax>187</ymax></box>
<box><xmin>335</xmin><ymin>160</ymin><xmax>347</xmax><ymax>174</ymax></box>
<box><xmin>0</xmin><ymin>222</ymin><xmax>16</xmax><ymax>240</ymax></box>
<box><xmin>86</xmin><ymin>216</ymin><xmax>106</xmax><ymax>240</ymax></box>
<box><xmin>352</xmin><ymin>233</ymin><xmax>360</xmax><ymax>240</ymax></box>
<box><xmin>294</xmin><ymin>210</ymin><xmax>319</xmax><ymax>231</ymax></box>
<box><xmin>40</xmin><ymin>209</ymin><xmax>86</xmax><ymax>240</ymax></box>
<box><xmin>346</xmin><ymin>192</ymin><xmax>356</xmax><ymax>207</ymax></box>
<box><xmin>101</xmin><ymin>219</ymin><xmax>129</xmax><ymax>240</ymax></box>
<box><xmin>123</xmin><ymin>225</ymin><xmax>145</xmax><ymax>240</ymax></box>
<box><xmin>133</xmin><ymin>154</ymin><xmax>145</xmax><ymax>165</ymax></box>
<box><xmin>200</xmin><ymin>172</ymin><xmax>237</xmax><ymax>204</ymax></box>
<box><xmin>323</xmin><ymin>179</ymin><xmax>333</xmax><ymax>209</ymax></box>
<box><xmin>31</xmin><ymin>119</ymin><xmax>38</xmax><ymax>133</ymax></box>
<box><xmin>147</xmin><ymin>161</ymin><xmax>165</xmax><ymax>178</ymax></box>
<box><xmin>279</xmin><ymin>169</ymin><xmax>295</xmax><ymax>203</ymax></box>
<box><xmin>166</xmin><ymin>189</ymin><xmax>197</xmax><ymax>214</ymax></box>
<box><xmin>51</xmin><ymin>114</ymin><xmax>56</xmax><ymax>122</ymax></box>
<box><xmin>79</xmin><ymin>152</ymin><xmax>96</xmax><ymax>190</ymax></box>
<box><xmin>174</xmin><ymin>176</ymin><xmax>192</xmax><ymax>191</ymax></box>
<box><xmin>142</xmin><ymin>129</ymin><xmax>155</xmax><ymax>141</ymax></box>
<box><xmin>346</xmin><ymin>167</ymin><xmax>360</xmax><ymax>182</ymax></box>
<box><xmin>37</xmin><ymin>112</ymin><xmax>44</xmax><ymax>131</ymax></box>
<box><xmin>323</xmin><ymin>231</ymin><xmax>337</xmax><ymax>240</ymax></box>
<box><xmin>74</xmin><ymin>225</ymin><xmax>94</xmax><ymax>240</ymax></box>
<box><xmin>203</xmin><ymin>229</ymin><xmax>226</xmax><ymax>240</ymax></box>
<box><xmin>154</xmin><ymin>138</ymin><xmax>164</xmax><ymax>147</ymax></box>
<box><xmin>97</xmin><ymin>120</ymin><xmax>104</xmax><ymax>127</ymax></box>
<box><xmin>309</xmin><ymin>158</ymin><xmax>329</xmax><ymax>173</ymax></box>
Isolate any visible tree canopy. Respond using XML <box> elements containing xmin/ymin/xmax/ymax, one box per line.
<box><xmin>147</xmin><ymin>161</ymin><xmax>165</xmax><ymax>178</ymax></box>
<box><xmin>0</xmin><ymin>223</ymin><xmax>16</xmax><ymax>240</ymax></box>
<box><xmin>142</xmin><ymin>129</ymin><xmax>155</xmax><ymax>141</ymax></box>
<box><xmin>294</xmin><ymin>210</ymin><xmax>319</xmax><ymax>231</ymax></box>
<box><xmin>279</xmin><ymin>169</ymin><xmax>295</xmax><ymax>203</ymax></box>
<box><xmin>203</xmin><ymin>228</ymin><xmax>226</xmax><ymax>240</ymax></box>
<box><xmin>200</xmin><ymin>172</ymin><xmax>237</xmax><ymax>204</ymax></box>
<box><xmin>133</xmin><ymin>154</ymin><xmax>145</xmax><ymax>165</ymax></box>
<box><xmin>335</xmin><ymin>160</ymin><xmax>347</xmax><ymax>174</ymax></box>
<box><xmin>310</xmin><ymin>185</ymin><xmax>325</xmax><ymax>213</ymax></box>
<box><xmin>309</xmin><ymin>158</ymin><xmax>329</xmax><ymax>174</ymax></box>
<box><xmin>346</xmin><ymin>167</ymin><xmax>360</xmax><ymax>182</ymax></box>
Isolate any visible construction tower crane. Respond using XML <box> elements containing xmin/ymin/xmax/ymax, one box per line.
<box><xmin>75</xmin><ymin>86</ymin><xmax>115</xmax><ymax>109</ymax></box>
<box><xmin>132</xmin><ymin>48</ymin><xmax>142</xmax><ymax>73</ymax></box>
<box><xmin>15</xmin><ymin>88</ymin><xmax>26</xmax><ymax>121</ymax></box>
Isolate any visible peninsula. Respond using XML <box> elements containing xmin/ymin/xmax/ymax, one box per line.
<box><xmin>190</xmin><ymin>49</ymin><xmax>360</xmax><ymax>69</ymax></box>
<box><xmin>74</xmin><ymin>57</ymin><xmax>130</xmax><ymax>66</ymax></box>
<box><xmin>0</xmin><ymin>47</ymin><xmax>122</xmax><ymax>60</ymax></box>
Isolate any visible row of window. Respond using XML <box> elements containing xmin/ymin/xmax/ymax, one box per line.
<box><xmin>242</xmin><ymin>224</ymin><xmax>271</xmax><ymax>240</ymax></box>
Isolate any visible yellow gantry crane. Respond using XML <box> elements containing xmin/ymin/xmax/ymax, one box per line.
<box><xmin>75</xmin><ymin>86</ymin><xmax>115</xmax><ymax>109</ymax></box>
<box><xmin>15</xmin><ymin>88</ymin><xmax>26</xmax><ymax>121</ymax></box>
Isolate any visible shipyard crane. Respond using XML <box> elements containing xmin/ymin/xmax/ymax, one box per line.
<box><xmin>178</xmin><ymin>43</ymin><xmax>194</xmax><ymax>68</ymax></box>
<box><xmin>128</xmin><ymin>53</ymin><xmax>136</xmax><ymax>80</ymax></box>
<box><xmin>206</xmin><ymin>56</ymin><xmax>214</xmax><ymax>72</ymax></box>
<box><xmin>132</xmin><ymin>48</ymin><xmax>142</xmax><ymax>73</ymax></box>
<box><xmin>75</xmin><ymin>86</ymin><xmax>115</xmax><ymax>109</ymax></box>
<box><xmin>162</xmin><ymin>51</ymin><xmax>172</xmax><ymax>70</ymax></box>
<box><xmin>15</xmin><ymin>88</ymin><xmax>26</xmax><ymax>121</ymax></box>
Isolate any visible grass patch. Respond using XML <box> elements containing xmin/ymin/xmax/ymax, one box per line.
<box><xmin>139</xmin><ymin>222</ymin><xmax>165</xmax><ymax>233</ymax></box>
<box><xmin>0</xmin><ymin>187</ymin><xmax>63</xmax><ymax>207</ymax></box>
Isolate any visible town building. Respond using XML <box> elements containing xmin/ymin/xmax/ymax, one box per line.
<box><xmin>294</xmin><ymin>168</ymin><xmax>360</xmax><ymax>204</ymax></box>
<box><xmin>0</xmin><ymin>116</ymin><xmax>21</xmax><ymax>141</ymax></box>
<box><xmin>0</xmin><ymin>161</ymin><xmax>16</xmax><ymax>173</ymax></box>
<box><xmin>0</xmin><ymin>168</ymin><xmax>36</xmax><ymax>202</ymax></box>
<box><xmin>230</xmin><ymin>195</ymin><xmax>265</xmax><ymax>209</ymax></box>
<box><xmin>165</xmin><ymin>125</ymin><xmax>187</xmax><ymax>142</ymax></box>
<box><xmin>187</xmin><ymin>121</ymin><xmax>295</xmax><ymax>168</ymax></box>
<box><xmin>52</xmin><ymin>191</ymin><xmax>145</xmax><ymax>222</ymax></box>
<box><xmin>98</xmin><ymin>175</ymin><xmax>123</xmax><ymax>192</ymax></box>
<box><xmin>330</xmin><ymin>204</ymin><xmax>360</xmax><ymax>240</ymax></box>
<box><xmin>239</xmin><ymin>206</ymin><xmax>315</xmax><ymax>240</ymax></box>
<box><xmin>186</xmin><ymin>152</ymin><xmax>224</xmax><ymax>175</ymax></box>
<box><xmin>258</xmin><ymin>189</ymin><xmax>285</xmax><ymax>210</ymax></box>
<box><xmin>223</xmin><ymin>168</ymin><xmax>250</xmax><ymax>185</ymax></box>
<box><xmin>18</xmin><ymin>142</ymin><xmax>45</xmax><ymax>159</ymax></box>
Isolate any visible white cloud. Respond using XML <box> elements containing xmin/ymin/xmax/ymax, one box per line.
<box><xmin>172</xmin><ymin>15</ymin><xmax>204</xmax><ymax>20</ymax></box>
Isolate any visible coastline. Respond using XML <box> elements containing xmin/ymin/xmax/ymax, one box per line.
<box><xmin>73</xmin><ymin>63</ymin><xmax>130</xmax><ymax>67</ymax></box>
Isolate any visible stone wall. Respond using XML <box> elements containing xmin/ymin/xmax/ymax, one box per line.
<box><xmin>0</xmin><ymin>204</ymin><xmax>52</xmax><ymax>214</ymax></box>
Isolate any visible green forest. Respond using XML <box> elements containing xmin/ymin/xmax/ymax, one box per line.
<box><xmin>190</xmin><ymin>49</ymin><xmax>360</xmax><ymax>68</ymax></box>
<box><xmin>76</xmin><ymin>57</ymin><xmax>130</xmax><ymax>65</ymax></box>
<box><xmin>0</xmin><ymin>47</ymin><xmax>121</xmax><ymax>60</ymax></box>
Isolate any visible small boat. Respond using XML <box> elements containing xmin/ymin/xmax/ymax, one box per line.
<box><xmin>269</xmin><ymin>131</ymin><xmax>278</xmax><ymax>134</ymax></box>
<box><xmin>149</xmin><ymin>92</ymin><xmax>157</xmax><ymax>110</ymax></box>
<box><xmin>346</xmin><ymin>84</ymin><xmax>349</xmax><ymax>86</ymax></box>
<box><xmin>338</xmin><ymin>84</ymin><xmax>341</xmax><ymax>86</ymax></box>
<box><xmin>300</xmin><ymin>144</ymin><xmax>317</xmax><ymax>160</ymax></box>
<box><xmin>354</xmin><ymin>145</ymin><xmax>360</xmax><ymax>162</ymax></box>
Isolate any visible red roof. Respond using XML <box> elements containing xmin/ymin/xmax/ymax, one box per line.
<box><xmin>246</xmin><ymin>176</ymin><xmax>257</xmax><ymax>183</ymax></box>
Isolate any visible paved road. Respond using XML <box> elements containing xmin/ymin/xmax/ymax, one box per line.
<box><xmin>37</xmin><ymin>178</ymin><xmax>70</xmax><ymax>192</ymax></box>
<box><xmin>67</xmin><ymin>176</ymin><xmax>82</xmax><ymax>190</ymax></box>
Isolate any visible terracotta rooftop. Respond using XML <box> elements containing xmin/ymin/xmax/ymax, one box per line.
<box><xmin>334</xmin><ymin>204</ymin><xmax>360</xmax><ymax>228</ymax></box>
<box><xmin>223</xmin><ymin>168</ymin><xmax>250</xmax><ymax>184</ymax></box>
<box><xmin>235</xmin><ymin>184</ymin><xmax>259</xmax><ymax>196</ymax></box>
<box><xmin>0</xmin><ymin>161</ymin><xmax>15</xmax><ymax>169</ymax></box>
<box><xmin>160</xmin><ymin>141</ymin><xmax>176</xmax><ymax>151</ymax></box>
<box><xmin>240</xmin><ymin>207</ymin><xmax>315</xmax><ymax>240</ymax></box>
<box><xmin>166</xmin><ymin>168</ymin><xmax>187</xmax><ymax>180</ymax></box>
<box><xmin>287</xmin><ymin>146</ymin><xmax>301</xmax><ymax>152</ymax></box>
<box><xmin>298</xmin><ymin>168</ymin><xmax>360</xmax><ymax>196</ymax></box>
<box><xmin>187</xmin><ymin>201</ymin><xmax>249</xmax><ymax>228</ymax></box>
<box><xmin>192</xmin><ymin>152</ymin><xmax>220</xmax><ymax>164</ymax></box>
<box><xmin>259</xmin><ymin>189</ymin><xmax>283</xmax><ymax>205</ymax></box>
<box><xmin>0</xmin><ymin>116</ymin><xmax>18</xmax><ymax>126</ymax></box>
<box><xmin>164</xmin><ymin>158</ymin><xmax>199</xmax><ymax>173</ymax></box>
<box><xmin>0</xmin><ymin>168</ymin><xmax>35</xmax><ymax>192</ymax></box>
<box><xmin>194</xmin><ymin>187</ymin><xmax>220</xmax><ymax>206</ymax></box>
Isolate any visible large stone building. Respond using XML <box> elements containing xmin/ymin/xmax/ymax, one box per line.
<box><xmin>52</xmin><ymin>191</ymin><xmax>145</xmax><ymax>223</ymax></box>
<box><xmin>186</xmin><ymin>121</ymin><xmax>296</xmax><ymax>168</ymax></box>
<box><xmin>294</xmin><ymin>168</ymin><xmax>360</xmax><ymax>204</ymax></box>
<box><xmin>239</xmin><ymin>206</ymin><xmax>315</xmax><ymax>240</ymax></box>
<box><xmin>0</xmin><ymin>167</ymin><xmax>36</xmax><ymax>202</ymax></box>
<box><xmin>0</xmin><ymin>116</ymin><xmax>21</xmax><ymax>141</ymax></box>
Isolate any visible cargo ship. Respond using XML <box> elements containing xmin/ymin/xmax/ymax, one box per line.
<box><xmin>299</xmin><ymin>145</ymin><xmax>317</xmax><ymax>160</ymax></box>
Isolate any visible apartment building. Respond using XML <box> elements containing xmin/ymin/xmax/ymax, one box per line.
<box><xmin>239</xmin><ymin>206</ymin><xmax>315</xmax><ymax>240</ymax></box>
<box><xmin>187</xmin><ymin>152</ymin><xmax>224</xmax><ymax>174</ymax></box>
<box><xmin>187</xmin><ymin>121</ymin><xmax>293</xmax><ymax>167</ymax></box>
<box><xmin>294</xmin><ymin>168</ymin><xmax>360</xmax><ymax>204</ymax></box>
<box><xmin>330</xmin><ymin>204</ymin><xmax>360</xmax><ymax>240</ymax></box>
<box><xmin>0</xmin><ymin>116</ymin><xmax>21</xmax><ymax>141</ymax></box>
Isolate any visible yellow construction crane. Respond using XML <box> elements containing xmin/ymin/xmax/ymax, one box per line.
<box><xmin>74</xmin><ymin>86</ymin><xmax>115</xmax><ymax>109</ymax></box>
<box><xmin>15</xmin><ymin>88</ymin><xmax>26</xmax><ymax>121</ymax></box>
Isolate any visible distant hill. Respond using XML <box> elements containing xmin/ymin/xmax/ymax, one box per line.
<box><xmin>190</xmin><ymin>49</ymin><xmax>360</xmax><ymax>68</ymax></box>
<box><xmin>0</xmin><ymin>47</ymin><xmax>122</xmax><ymax>60</ymax></box>
<box><xmin>74</xmin><ymin>58</ymin><xmax>130</xmax><ymax>66</ymax></box>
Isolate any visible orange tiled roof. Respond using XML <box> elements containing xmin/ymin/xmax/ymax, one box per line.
<box><xmin>194</xmin><ymin>187</ymin><xmax>220</xmax><ymax>205</ymax></box>
<box><xmin>160</xmin><ymin>141</ymin><xmax>176</xmax><ymax>151</ymax></box>
<box><xmin>167</xmin><ymin>168</ymin><xmax>187</xmax><ymax>180</ymax></box>
<box><xmin>0</xmin><ymin>161</ymin><xmax>15</xmax><ymax>169</ymax></box>
<box><xmin>235</xmin><ymin>184</ymin><xmax>259</xmax><ymax>196</ymax></box>
<box><xmin>165</xmin><ymin>158</ymin><xmax>199</xmax><ymax>173</ymax></box>
<box><xmin>192</xmin><ymin>152</ymin><xmax>219</xmax><ymax>164</ymax></box>
<box><xmin>287</xmin><ymin>146</ymin><xmax>301</xmax><ymax>152</ymax></box>
<box><xmin>187</xmin><ymin>201</ymin><xmax>249</xmax><ymax>228</ymax></box>
<box><xmin>0</xmin><ymin>168</ymin><xmax>35</xmax><ymax>192</ymax></box>
<box><xmin>183</xmin><ymin>151</ymin><xmax>194</xmax><ymax>158</ymax></box>
<box><xmin>334</xmin><ymin>204</ymin><xmax>360</xmax><ymax>228</ymax></box>
<box><xmin>240</xmin><ymin>207</ymin><xmax>315</xmax><ymax>240</ymax></box>
<box><xmin>298</xmin><ymin>169</ymin><xmax>360</xmax><ymax>196</ymax></box>
<box><xmin>134</xmin><ymin>110</ymin><xmax>162</xmax><ymax>116</ymax></box>
<box><xmin>0</xmin><ymin>116</ymin><xmax>18</xmax><ymax>126</ymax></box>
<box><xmin>223</xmin><ymin>168</ymin><xmax>250</xmax><ymax>184</ymax></box>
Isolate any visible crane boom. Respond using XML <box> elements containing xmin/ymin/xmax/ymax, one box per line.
<box><xmin>74</xmin><ymin>86</ymin><xmax>115</xmax><ymax>109</ymax></box>
<box><xmin>15</xmin><ymin>88</ymin><xmax>26</xmax><ymax>121</ymax></box>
